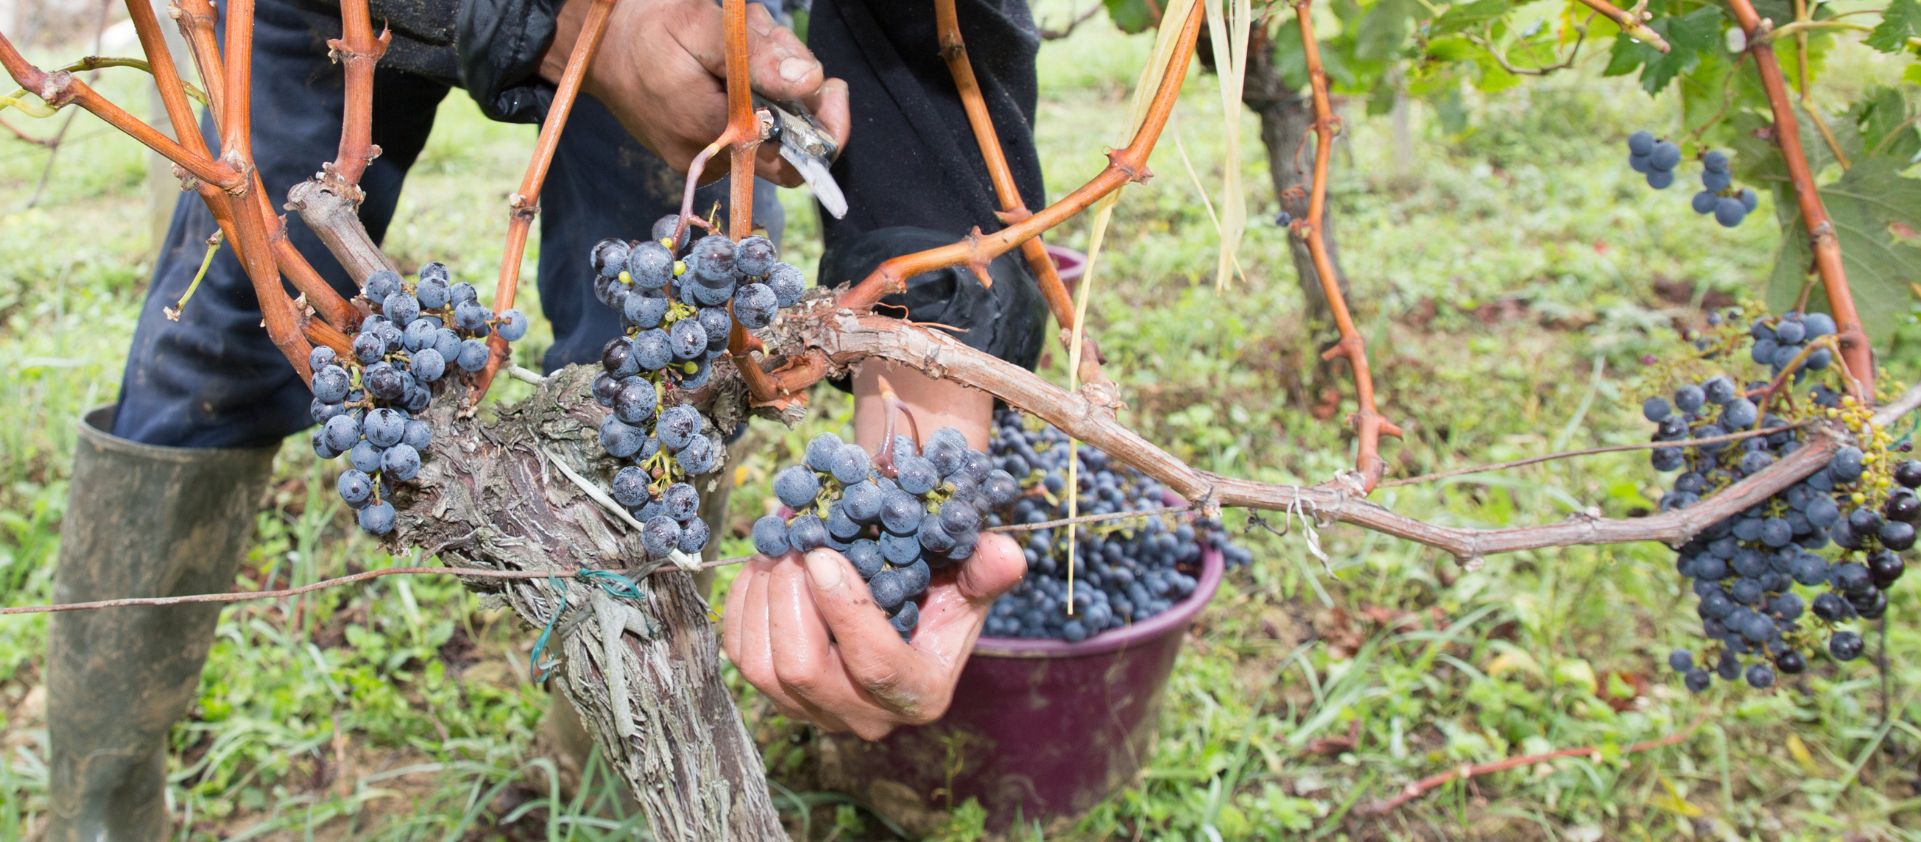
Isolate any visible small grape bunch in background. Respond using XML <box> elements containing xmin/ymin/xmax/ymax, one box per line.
<box><xmin>1688</xmin><ymin>149</ymin><xmax>1760</xmax><ymax>228</ymax></box>
<box><xmin>1627</xmin><ymin>130</ymin><xmax>1682</xmax><ymax>190</ymax></box>
<box><xmin>752</xmin><ymin>428</ymin><xmax>1019</xmax><ymax>638</ymax></box>
<box><xmin>309</xmin><ymin>263</ymin><xmax>529</xmax><ymax>535</ymax></box>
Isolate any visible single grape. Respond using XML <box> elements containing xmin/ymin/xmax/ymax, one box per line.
<box><xmin>663</xmin><ymin>482</ymin><xmax>700</xmax><ymax>522</ymax></box>
<box><xmin>677</xmin><ymin>519</ymin><xmax>711</xmax><ymax>554</ymax></box>
<box><xmin>456</xmin><ymin>339</ymin><xmax>491</xmax><ymax>372</ymax></box>
<box><xmin>656</xmin><ymin>404</ymin><xmax>702</xmax><ymax>452</ymax></box>
<box><xmin>381</xmin><ymin>443</ymin><xmax>421</xmax><ymax>481</ymax></box>
<box><xmin>735</xmin><ymin>235</ymin><xmax>777</xmax><ymax>277</ymax></box>
<box><xmin>774</xmin><ymin>465</ymin><xmax>822</xmax><ymax>509</ymax></box>
<box><xmin>1627</xmin><ymin>130</ymin><xmax>1655</xmax><ymax>156</ymax></box>
<box><xmin>1649</xmin><ymin>140</ymin><xmax>1681</xmax><ymax>171</ymax></box>
<box><xmin>1713</xmin><ymin>197</ymin><xmax>1746</xmax><ymax>228</ymax></box>
<box><xmin>787</xmin><ymin>514</ymin><xmax>829</xmax><ymax>552</ymax></box>
<box><xmin>357</xmin><ymin>500</ymin><xmax>397</xmax><ymax>535</ymax></box>
<box><xmin>766</xmin><ymin>263</ymin><xmax>806</xmax><ymax>307</ymax></box>
<box><xmin>753</xmin><ymin>515</ymin><xmax>792</xmax><ymax>557</ymax></box>
<box><xmin>496</xmin><ymin>309</ymin><xmax>530</xmax><ymax>341</ymax></box>
<box><xmin>337</xmin><ymin>469</ymin><xmax>374</xmax><ymax>507</ymax></box>
<box><xmin>1829</xmin><ymin>630</ymin><xmax>1863</xmax><ymax>661</ymax></box>
<box><xmin>642</xmin><ymin>515</ymin><xmax>682</xmax><ymax>557</ymax></box>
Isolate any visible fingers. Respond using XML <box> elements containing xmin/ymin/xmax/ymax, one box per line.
<box><xmin>805</xmin><ymin>78</ymin><xmax>853</xmax><ymax>158</ymax></box>
<box><xmin>766</xmin><ymin>560</ymin><xmax>862</xmax><ymax>731</ymax></box>
<box><xmin>724</xmin><ymin>557</ymin><xmax>808</xmax><ymax>717</ymax></box>
<box><xmin>746</xmin><ymin>5</ymin><xmax>826</xmax><ymax>104</ymax></box>
<box><xmin>801</xmin><ymin>549</ymin><xmax>943</xmax><ymax>719</ymax></box>
<box><xmin>685</xmin><ymin>1</ymin><xmax>825</xmax><ymax>105</ymax></box>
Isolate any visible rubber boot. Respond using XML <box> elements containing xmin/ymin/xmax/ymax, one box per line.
<box><xmin>44</xmin><ymin>406</ymin><xmax>277</xmax><ymax>841</ymax></box>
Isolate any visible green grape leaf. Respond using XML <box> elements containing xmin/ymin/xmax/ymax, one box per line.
<box><xmin>1851</xmin><ymin>87</ymin><xmax>1921</xmax><ymax>163</ymax></box>
<box><xmin>1605</xmin><ymin>6</ymin><xmax>1725</xmax><ymax>94</ymax></box>
<box><xmin>1766</xmin><ymin>158</ymin><xmax>1921</xmax><ymax>352</ymax></box>
<box><xmin>1356</xmin><ymin>0</ymin><xmax>1415</xmax><ymax>62</ymax></box>
<box><xmin>1268</xmin><ymin>18</ymin><xmax>1311</xmax><ymax>91</ymax></box>
<box><xmin>1102</xmin><ymin>0</ymin><xmax>1158</xmax><ymax>34</ymax></box>
<box><xmin>1432</xmin><ymin>0</ymin><xmax>1514</xmax><ymax>35</ymax></box>
<box><xmin>1866</xmin><ymin>0</ymin><xmax>1921</xmax><ymax>53</ymax></box>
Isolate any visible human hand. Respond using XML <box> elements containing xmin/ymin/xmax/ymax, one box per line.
<box><xmin>541</xmin><ymin>0</ymin><xmax>850</xmax><ymax>187</ymax></box>
<box><xmin>722</xmin><ymin>533</ymin><xmax>1025</xmax><ymax>740</ymax></box>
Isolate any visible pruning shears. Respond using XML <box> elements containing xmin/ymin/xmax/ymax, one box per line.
<box><xmin>753</xmin><ymin>93</ymin><xmax>847</xmax><ymax>219</ymax></box>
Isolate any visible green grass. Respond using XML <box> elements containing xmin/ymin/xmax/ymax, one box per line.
<box><xmin>3</xmin><ymin>8</ymin><xmax>1921</xmax><ymax>841</ymax></box>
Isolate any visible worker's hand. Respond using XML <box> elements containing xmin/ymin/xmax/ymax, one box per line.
<box><xmin>541</xmin><ymin>0</ymin><xmax>850</xmax><ymax>187</ymax></box>
<box><xmin>722</xmin><ymin>534</ymin><xmax>1025</xmax><ymax>740</ymax></box>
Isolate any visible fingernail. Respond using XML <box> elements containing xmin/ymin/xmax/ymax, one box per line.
<box><xmin>804</xmin><ymin>550</ymin><xmax>843</xmax><ymax>590</ymax></box>
<box><xmin>780</xmin><ymin>56</ymin><xmax>815</xmax><ymax>82</ymax></box>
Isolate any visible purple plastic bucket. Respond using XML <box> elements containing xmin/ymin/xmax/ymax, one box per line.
<box><xmin>816</xmin><ymin>544</ymin><xmax>1225</xmax><ymax>832</ymax></box>
<box><xmin>1045</xmin><ymin>244</ymin><xmax>1087</xmax><ymax>285</ymax></box>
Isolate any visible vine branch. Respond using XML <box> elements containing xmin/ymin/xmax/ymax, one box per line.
<box><xmin>718</xmin><ymin>0</ymin><xmax>787</xmax><ymax>410</ymax></box>
<box><xmin>1574</xmin><ymin>0</ymin><xmax>1672</xmax><ymax>52</ymax></box>
<box><xmin>795</xmin><ymin>311</ymin><xmax>1921</xmax><ymax>561</ymax></box>
<box><xmin>1727</xmin><ymin>0</ymin><xmax>1873</xmax><ymax>400</ymax></box>
<box><xmin>1292</xmin><ymin>0</ymin><xmax>1400</xmax><ymax>492</ymax></box>
<box><xmin>935</xmin><ymin>0</ymin><xmax>1108</xmax><ymax>389</ymax></box>
<box><xmin>469</xmin><ymin>0</ymin><xmax>619</xmax><ymax>407</ymax></box>
<box><xmin>325</xmin><ymin>0</ymin><xmax>389</xmax><ymax>195</ymax></box>
<box><xmin>1363</xmin><ymin>717</ymin><xmax>1707</xmax><ymax>814</ymax></box>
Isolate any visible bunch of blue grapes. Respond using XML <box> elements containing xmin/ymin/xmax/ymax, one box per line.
<box><xmin>1687</xmin><ymin>149</ymin><xmax>1759</xmax><ymax>228</ymax></box>
<box><xmin>1746</xmin><ymin>309</ymin><xmax>1836</xmax><ymax>378</ymax></box>
<box><xmin>981</xmin><ymin>411</ymin><xmax>1251</xmax><ymax>642</ymax></box>
<box><xmin>588</xmin><ymin>215</ymin><xmax>807</xmax><ymax>559</ymax></box>
<box><xmin>309</xmin><ymin>263</ymin><xmax>528</xmax><ymax>535</ymax></box>
<box><xmin>1646</xmin><ymin>310</ymin><xmax>1916</xmax><ymax>691</ymax></box>
<box><xmin>1627</xmin><ymin>130</ymin><xmax>1683</xmax><ymax>190</ymax></box>
<box><xmin>752</xmin><ymin>428</ymin><xmax>1016</xmax><ymax>638</ymax></box>
<box><xmin>588</xmin><ymin>216</ymin><xmax>804</xmax><ymax>393</ymax></box>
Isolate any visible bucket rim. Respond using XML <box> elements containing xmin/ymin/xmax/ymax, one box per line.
<box><xmin>973</xmin><ymin>540</ymin><xmax>1225</xmax><ymax>659</ymax></box>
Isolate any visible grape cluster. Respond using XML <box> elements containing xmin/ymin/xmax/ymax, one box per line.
<box><xmin>1646</xmin><ymin>309</ymin><xmax>1915</xmax><ymax>691</ymax></box>
<box><xmin>588</xmin><ymin>215</ymin><xmax>806</xmax><ymax>559</ymax></box>
<box><xmin>310</xmin><ymin>264</ymin><xmax>528</xmax><ymax>535</ymax></box>
<box><xmin>588</xmin><ymin>216</ymin><xmax>804</xmax><ymax>393</ymax></box>
<box><xmin>752</xmin><ymin>428</ymin><xmax>1015</xmax><ymax>638</ymax></box>
<box><xmin>981</xmin><ymin>411</ymin><xmax>1251</xmax><ymax>642</ymax></box>
<box><xmin>1746</xmin><ymin>310</ymin><xmax>1836</xmax><ymax>379</ymax></box>
<box><xmin>1687</xmin><ymin>149</ymin><xmax>1759</xmax><ymax>228</ymax></box>
<box><xmin>1627</xmin><ymin>130</ymin><xmax>1683</xmax><ymax>190</ymax></box>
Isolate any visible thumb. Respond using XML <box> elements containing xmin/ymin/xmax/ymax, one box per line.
<box><xmin>690</xmin><ymin>3</ymin><xmax>826</xmax><ymax>104</ymax></box>
<box><xmin>802</xmin><ymin>548</ymin><xmax>903</xmax><ymax>644</ymax></box>
<box><xmin>954</xmin><ymin>533</ymin><xmax>1026</xmax><ymax>604</ymax></box>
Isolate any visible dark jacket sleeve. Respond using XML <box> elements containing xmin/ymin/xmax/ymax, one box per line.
<box><xmin>454</xmin><ymin>0</ymin><xmax>563</xmax><ymax>124</ymax></box>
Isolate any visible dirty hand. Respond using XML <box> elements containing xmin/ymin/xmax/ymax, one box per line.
<box><xmin>540</xmin><ymin>0</ymin><xmax>851</xmax><ymax>187</ymax></box>
<box><xmin>723</xmin><ymin>533</ymin><xmax>1026</xmax><ymax>740</ymax></box>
